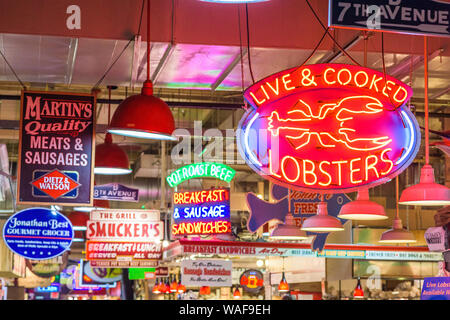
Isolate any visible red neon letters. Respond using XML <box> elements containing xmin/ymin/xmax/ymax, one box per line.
<box><xmin>238</xmin><ymin>64</ymin><xmax>420</xmax><ymax>193</ymax></box>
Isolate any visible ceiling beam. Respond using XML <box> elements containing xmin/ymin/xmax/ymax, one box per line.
<box><xmin>151</xmin><ymin>43</ymin><xmax>174</xmax><ymax>85</ymax></box>
<box><xmin>211</xmin><ymin>48</ymin><xmax>247</xmax><ymax>91</ymax></box>
<box><xmin>65</xmin><ymin>38</ymin><xmax>78</xmax><ymax>86</ymax></box>
<box><xmin>430</xmin><ymin>86</ymin><xmax>450</xmax><ymax>100</ymax></box>
<box><xmin>129</xmin><ymin>35</ymin><xmax>142</xmax><ymax>91</ymax></box>
<box><xmin>317</xmin><ymin>32</ymin><xmax>365</xmax><ymax>64</ymax></box>
<box><xmin>388</xmin><ymin>47</ymin><xmax>444</xmax><ymax>82</ymax></box>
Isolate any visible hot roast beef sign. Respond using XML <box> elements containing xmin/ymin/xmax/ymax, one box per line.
<box><xmin>237</xmin><ymin>63</ymin><xmax>420</xmax><ymax>193</ymax></box>
<box><xmin>17</xmin><ymin>91</ymin><xmax>95</xmax><ymax>205</ymax></box>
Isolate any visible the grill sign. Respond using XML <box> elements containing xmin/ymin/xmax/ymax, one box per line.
<box><xmin>237</xmin><ymin>63</ymin><xmax>420</xmax><ymax>193</ymax></box>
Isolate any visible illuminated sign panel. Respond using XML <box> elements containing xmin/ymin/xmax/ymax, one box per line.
<box><xmin>172</xmin><ymin>188</ymin><xmax>231</xmax><ymax>236</ymax></box>
<box><xmin>166</xmin><ymin>162</ymin><xmax>235</xmax><ymax>188</ymax></box>
<box><xmin>237</xmin><ymin>63</ymin><xmax>420</xmax><ymax>193</ymax></box>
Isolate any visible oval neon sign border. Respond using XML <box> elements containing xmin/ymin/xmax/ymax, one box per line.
<box><xmin>237</xmin><ymin>64</ymin><xmax>421</xmax><ymax>194</ymax></box>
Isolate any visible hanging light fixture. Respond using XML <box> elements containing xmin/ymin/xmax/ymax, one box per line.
<box><xmin>301</xmin><ymin>199</ymin><xmax>344</xmax><ymax>233</ymax></box>
<box><xmin>338</xmin><ymin>188</ymin><xmax>388</xmax><ymax>220</ymax></box>
<box><xmin>95</xmin><ymin>86</ymin><xmax>132</xmax><ymax>175</ymax></box>
<box><xmin>199</xmin><ymin>286</ymin><xmax>211</xmax><ymax>295</ymax></box>
<box><xmin>177</xmin><ymin>274</ymin><xmax>186</xmax><ymax>294</ymax></box>
<box><xmin>233</xmin><ymin>286</ymin><xmax>241</xmax><ymax>299</ymax></box>
<box><xmin>162</xmin><ymin>278</ymin><xmax>171</xmax><ymax>294</ymax></box>
<box><xmin>152</xmin><ymin>280</ymin><xmax>162</xmax><ymax>294</ymax></box>
<box><xmin>270</xmin><ymin>188</ymin><xmax>308</xmax><ymax>241</ymax></box>
<box><xmin>380</xmin><ymin>177</ymin><xmax>416</xmax><ymax>244</ymax></box>
<box><xmin>399</xmin><ymin>36</ymin><xmax>450</xmax><ymax>206</ymax></box>
<box><xmin>353</xmin><ymin>278</ymin><xmax>364</xmax><ymax>299</ymax></box>
<box><xmin>199</xmin><ymin>0</ymin><xmax>270</xmax><ymax>3</ymax></box>
<box><xmin>108</xmin><ymin>0</ymin><xmax>176</xmax><ymax>141</ymax></box>
<box><xmin>169</xmin><ymin>275</ymin><xmax>178</xmax><ymax>293</ymax></box>
<box><xmin>278</xmin><ymin>272</ymin><xmax>289</xmax><ymax>293</ymax></box>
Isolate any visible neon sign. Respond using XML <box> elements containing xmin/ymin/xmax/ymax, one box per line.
<box><xmin>166</xmin><ymin>162</ymin><xmax>235</xmax><ymax>188</ymax></box>
<box><xmin>172</xmin><ymin>188</ymin><xmax>231</xmax><ymax>236</ymax></box>
<box><xmin>237</xmin><ymin>63</ymin><xmax>420</xmax><ymax>193</ymax></box>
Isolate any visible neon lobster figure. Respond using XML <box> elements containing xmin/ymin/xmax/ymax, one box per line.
<box><xmin>268</xmin><ymin>95</ymin><xmax>392</xmax><ymax>151</ymax></box>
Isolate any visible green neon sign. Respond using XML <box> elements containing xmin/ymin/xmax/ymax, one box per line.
<box><xmin>166</xmin><ymin>162</ymin><xmax>236</xmax><ymax>188</ymax></box>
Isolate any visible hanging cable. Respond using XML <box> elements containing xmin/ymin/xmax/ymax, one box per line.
<box><xmin>147</xmin><ymin>0</ymin><xmax>151</xmax><ymax>81</ymax></box>
<box><xmin>92</xmin><ymin>2</ymin><xmax>145</xmax><ymax>91</ymax></box>
<box><xmin>0</xmin><ymin>49</ymin><xmax>26</xmax><ymax>90</ymax></box>
<box><xmin>298</xmin><ymin>26</ymin><xmax>329</xmax><ymax>68</ymax></box>
<box><xmin>304</xmin><ymin>0</ymin><xmax>361</xmax><ymax>66</ymax></box>
<box><xmin>380</xmin><ymin>33</ymin><xmax>397</xmax><ymax>110</ymax></box>
<box><xmin>245</xmin><ymin>4</ymin><xmax>256</xmax><ymax>84</ymax></box>
<box><xmin>238</xmin><ymin>5</ymin><xmax>245</xmax><ymax>92</ymax></box>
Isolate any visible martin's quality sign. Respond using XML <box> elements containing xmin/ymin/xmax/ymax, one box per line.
<box><xmin>237</xmin><ymin>63</ymin><xmax>420</xmax><ymax>194</ymax></box>
<box><xmin>172</xmin><ymin>188</ymin><xmax>231</xmax><ymax>236</ymax></box>
<box><xmin>328</xmin><ymin>0</ymin><xmax>450</xmax><ymax>38</ymax></box>
<box><xmin>2</xmin><ymin>207</ymin><xmax>73</xmax><ymax>260</ymax></box>
<box><xmin>17</xmin><ymin>91</ymin><xmax>95</xmax><ymax>206</ymax></box>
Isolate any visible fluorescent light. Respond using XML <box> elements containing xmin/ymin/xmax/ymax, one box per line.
<box><xmin>94</xmin><ymin>167</ymin><xmax>132</xmax><ymax>175</ymax></box>
<box><xmin>108</xmin><ymin>129</ymin><xmax>177</xmax><ymax>141</ymax></box>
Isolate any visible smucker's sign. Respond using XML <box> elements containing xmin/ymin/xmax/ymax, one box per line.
<box><xmin>237</xmin><ymin>63</ymin><xmax>420</xmax><ymax>194</ymax></box>
<box><xmin>17</xmin><ymin>91</ymin><xmax>96</xmax><ymax>205</ymax></box>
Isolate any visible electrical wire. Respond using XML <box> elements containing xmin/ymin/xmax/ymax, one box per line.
<box><xmin>0</xmin><ymin>49</ymin><xmax>26</xmax><ymax>89</ymax></box>
<box><xmin>304</xmin><ymin>0</ymin><xmax>361</xmax><ymax>66</ymax></box>
<box><xmin>245</xmin><ymin>4</ymin><xmax>256</xmax><ymax>84</ymax></box>
<box><xmin>91</xmin><ymin>38</ymin><xmax>134</xmax><ymax>90</ymax></box>
<box><xmin>147</xmin><ymin>0</ymin><xmax>151</xmax><ymax>81</ymax></box>
<box><xmin>298</xmin><ymin>26</ymin><xmax>329</xmax><ymax>68</ymax></box>
<box><xmin>238</xmin><ymin>5</ymin><xmax>245</xmax><ymax>92</ymax></box>
<box><xmin>92</xmin><ymin>1</ymin><xmax>145</xmax><ymax>91</ymax></box>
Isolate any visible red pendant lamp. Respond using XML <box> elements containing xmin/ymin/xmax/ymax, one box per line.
<box><xmin>108</xmin><ymin>0</ymin><xmax>175</xmax><ymax>141</ymax></box>
<box><xmin>233</xmin><ymin>286</ymin><xmax>241</xmax><ymax>299</ymax></box>
<box><xmin>380</xmin><ymin>177</ymin><xmax>416</xmax><ymax>244</ymax></box>
<box><xmin>170</xmin><ymin>275</ymin><xmax>178</xmax><ymax>293</ymax></box>
<box><xmin>270</xmin><ymin>188</ymin><xmax>308</xmax><ymax>241</ymax></box>
<box><xmin>95</xmin><ymin>86</ymin><xmax>132</xmax><ymax>175</ymax></box>
<box><xmin>278</xmin><ymin>272</ymin><xmax>289</xmax><ymax>293</ymax></box>
<box><xmin>338</xmin><ymin>188</ymin><xmax>388</xmax><ymax>220</ymax></box>
<box><xmin>152</xmin><ymin>280</ymin><xmax>162</xmax><ymax>294</ymax></box>
<box><xmin>399</xmin><ymin>37</ymin><xmax>450</xmax><ymax>206</ymax></box>
<box><xmin>353</xmin><ymin>278</ymin><xmax>364</xmax><ymax>299</ymax></box>
<box><xmin>301</xmin><ymin>199</ymin><xmax>344</xmax><ymax>233</ymax></box>
<box><xmin>199</xmin><ymin>286</ymin><xmax>211</xmax><ymax>295</ymax></box>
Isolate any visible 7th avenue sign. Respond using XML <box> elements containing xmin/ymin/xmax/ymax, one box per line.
<box><xmin>328</xmin><ymin>0</ymin><xmax>450</xmax><ymax>38</ymax></box>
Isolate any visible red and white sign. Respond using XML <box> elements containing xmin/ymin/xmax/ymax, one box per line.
<box><xmin>86</xmin><ymin>209</ymin><xmax>163</xmax><ymax>268</ymax></box>
<box><xmin>181</xmin><ymin>259</ymin><xmax>232</xmax><ymax>287</ymax></box>
<box><xmin>87</xmin><ymin>209</ymin><xmax>163</xmax><ymax>242</ymax></box>
<box><xmin>86</xmin><ymin>241</ymin><xmax>162</xmax><ymax>267</ymax></box>
<box><xmin>238</xmin><ymin>63</ymin><xmax>420</xmax><ymax>194</ymax></box>
<box><xmin>31</xmin><ymin>169</ymin><xmax>80</xmax><ymax>199</ymax></box>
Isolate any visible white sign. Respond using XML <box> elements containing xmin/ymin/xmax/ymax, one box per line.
<box><xmin>87</xmin><ymin>209</ymin><xmax>163</xmax><ymax>242</ymax></box>
<box><xmin>181</xmin><ymin>259</ymin><xmax>232</xmax><ymax>287</ymax></box>
<box><xmin>425</xmin><ymin>227</ymin><xmax>447</xmax><ymax>252</ymax></box>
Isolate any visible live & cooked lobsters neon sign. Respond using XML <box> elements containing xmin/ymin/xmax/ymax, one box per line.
<box><xmin>237</xmin><ymin>64</ymin><xmax>420</xmax><ymax>193</ymax></box>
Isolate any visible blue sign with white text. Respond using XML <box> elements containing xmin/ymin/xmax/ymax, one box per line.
<box><xmin>329</xmin><ymin>0</ymin><xmax>450</xmax><ymax>38</ymax></box>
<box><xmin>93</xmin><ymin>183</ymin><xmax>139</xmax><ymax>202</ymax></box>
<box><xmin>2</xmin><ymin>207</ymin><xmax>74</xmax><ymax>260</ymax></box>
<box><xmin>421</xmin><ymin>277</ymin><xmax>450</xmax><ymax>300</ymax></box>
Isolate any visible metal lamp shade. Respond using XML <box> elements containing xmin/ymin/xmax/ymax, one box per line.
<box><xmin>269</xmin><ymin>213</ymin><xmax>308</xmax><ymax>240</ymax></box>
<box><xmin>379</xmin><ymin>217</ymin><xmax>416</xmax><ymax>244</ymax></box>
<box><xmin>108</xmin><ymin>81</ymin><xmax>176</xmax><ymax>141</ymax></box>
<box><xmin>301</xmin><ymin>202</ymin><xmax>344</xmax><ymax>232</ymax></box>
<box><xmin>94</xmin><ymin>133</ymin><xmax>132</xmax><ymax>175</ymax></box>
<box><xmin>399</xmin><ymin>165</ymin><xmax>450</xmax><ymax>206</ymax></box>
<box><xmin>338</xmin><ymin>188</ymin><xmax>388</xmax><ymax>220</ymax></box>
